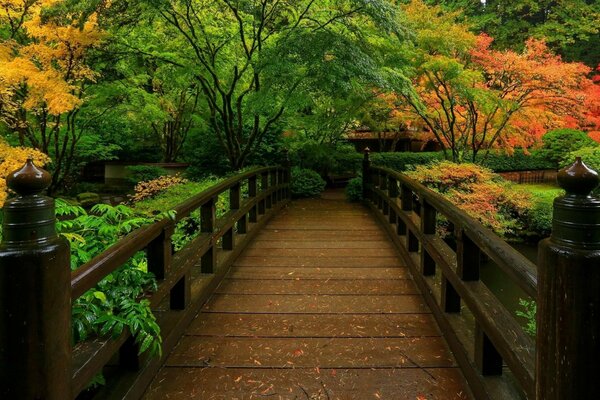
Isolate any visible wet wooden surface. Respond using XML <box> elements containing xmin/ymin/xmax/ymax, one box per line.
<box><xmin>143</xmin><ymin>190</ymin><xmax>472</xmax><ymax>399</ymax></box>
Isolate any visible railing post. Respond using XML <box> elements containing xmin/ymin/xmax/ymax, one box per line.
<box><xmin>362</xmin><ymin>148</ymin><xmax>371</xmax><ymax>202</ymax></box>
<box><xmin>0</xmin><ymin>160</ymin><xmax>71</xmax><ymax>399</ymax></box>
<box><xmin>201</xmin><ymin>197</ymin><xmax>216</xmax><ymax>273</ymax></box>
<box><xmin>223</xmin><ymin>184</ymin><xmax>240</xmax><ymax>251</ymax></box>
<box><xmin>420</xmin><ymin>200</ymin><xmax>437</xmax><ymax>276</ymax></box>
<box><xmin>537</xmin><ymin>158</ymin><xmax>600</xmax><ymax>400</ymax></box>
<box><xmin>284</xmin><ymin>149</ymin><xmax>292</xmax><ymax>200</ymax></box>
<box><xmin>248</xmin><ymin>175</ymin><xmax>258</xmax><ymax>223</ymax></box>
<box><xmin>260</xmin><ymin>172</ymin><xmax>268</xmax><ymax>214</ymax></box>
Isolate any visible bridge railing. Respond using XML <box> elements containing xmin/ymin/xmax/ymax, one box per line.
<box><xmin>0</xmin><ymin>162</ymin><xmax>290</xmax><ymax>399</ymax></box>
<box><xmin>364</xmin><ymin>155</ymin><xmax>536</xmax><ymax>399</ymax></box>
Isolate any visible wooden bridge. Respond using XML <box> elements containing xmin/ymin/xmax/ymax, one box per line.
<box><xmin>1</xmin><ymin>154</ymin><xmax>599</xmax><ymax>400</ymax></box>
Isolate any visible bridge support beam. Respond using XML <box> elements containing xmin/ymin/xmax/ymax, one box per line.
<box><xmin>0</xmin><ymin>160</ymin><xmax>71</xmax><ymax>399</ymax></box>
<box><xmin>537</xmin><ymin>157</ymin><xmax>600</xmax><ymax>400</ymax></box>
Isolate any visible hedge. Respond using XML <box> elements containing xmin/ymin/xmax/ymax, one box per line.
<box><xmin>330</xmin><ymin>149</ymin><xmax>556</xmax><ymax>175</ymax></box>
<box><xmin>474</xmin><ymin>150</ymin><xmax>555</xmax><ymax>172</ymax></box>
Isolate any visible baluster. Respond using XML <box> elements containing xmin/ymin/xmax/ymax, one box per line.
<box><xmin>224</xmin><ymin>184</ymin><xmax>241</xmax><ymax>251</ymax></box>
<box><xmin>249</xmin><ymin>176</ymin><xmax>258</xmax><ymax>223</ymax></box>
<box><xmin>270</xmin><ymin>169</ymin><xmax>277</xmax><ymax>207</ymax></box>
<box><xmin>401</xmin><ymin>184</ymin><xmax>413</xmax><ymax>212</ymax></box>
<box><xmin>260</xmin><ymin>172</ymin><xmax>269</xmax><ymax>213</ymax></box>
<box><xmin>283</xmin><ymin>149</ymin><xmax>292</xmax><ymax>200</ymax></box>
<box><xmin>456</xmin><ymin>228</ymin><xmax>480</xmax><ymax>281</ymax></box>
<box><xmin>475</xmin><ymin>323</ymin><xmax>503</xmax><ymax>376</ymax></box>
<box><xmin>377</xmin><ymin>172</ymin><xmax>385</xmax><ymax>210</ymax></box>
<box><xmin>441</xmin><ymin>277</ymin><xmax>460</xmax><ymax>313</ymax></box>
<box><xmin>201</xmin><ymin>197</ymin><xmax>216</xmax><ymax>273</ymax></box>
<box><xmin>408</xmin><ymin>230</ymin><xmax>419</xmax><ymax>252</ymax></box>
<box><xmin>420</xmin><ymin>200</ymin><xmax>437</xmax><ymax>276</ymax></box>
<box><xmin>388</xmin><ymin>176</ymin><xmax>398</xmax><ymax>224</ymax></box>
<box><xmin>381</xmin><ymin>173</ymin><xmax>389</xmax><ymax>216</ymax></box>
<box><xmin>119</xmin><ymin>336</ymin><xmax>140</xmax><ymax>371</ymax></box>
<box><xmin>362</xmin><ymin>148</ymin><xmax>371</xmax><ymax>201</ymax></box>
<box><xmin>147</xmin><ymin>224</ymin><xmax>174</xmax><ymax>280</ymax></box>
<box><xmin>170</xmin><ymin>271</ymin><xmax>191</xmax><ymax>310</ymax></box>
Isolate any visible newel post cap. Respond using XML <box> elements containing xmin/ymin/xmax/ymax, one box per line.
<box><xmin>557</xmin><ymin>157</ymin><xmax>600</xmax><ymax>197</ymax></box>
<box><xmin>6</xmin><ymin>159</ymin><xmax>51</xmax><ymax>196</ymax></box>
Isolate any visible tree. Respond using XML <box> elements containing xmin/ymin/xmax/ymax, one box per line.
<box><xmin>135</xmin><ymin>0</ymin><xmax>402</xmax><ymax>169</ymax></box>
<box><xmin>0</xmin><ymin>0</ymin><xmax>103</xmax><ymax>192</ymax></box>
<box><xmin>428</xmin><ymin>0</ymin><xmax>600</xmax><ymax>67</ymax></box>
<box><xmin>397</xmin><ymin>1</ymin><xmax>596</xmax><ymax>162</ymax></box>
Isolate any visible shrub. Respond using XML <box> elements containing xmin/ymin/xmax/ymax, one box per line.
<box><xmin>345</xmin><ymin>177</ymin><xmax>363</xmax><ymax>202</ymax></box>
<box><xmin>291</xmin><ymin>167</ymin><xmax>326</xmax><ymax>198</ymax></box>
<box><xmin>56</xmin><ymin>201</ymin><xmax>169</xmax><ymax>357</ymax></box>
<box><xmin>514</xmin><ymin>185</ymin><xmax>564</xmax><ymax>238</ymax></box>
<box><xmin>407</xmin><ymin>161</ymin><xmax>531</xmax><ymax>238</ymax></box>
<box><xmin>562</xmin><ymin>146</ymin><xmax>600</xmax><ymax>171</ymax></box>
<box><xmin>126</xmin><ymin>165</ymin><xmax>169</xmax><ymax>185</ymax></box>
<box><xmin>540</xmin><ymin>129</ymin><xmax>597</xmax><ymax>166</ymax></box>
<box><xmin>475</xmin><ymin>149</ymin><xmax>556</xmax><ymax>172</ymax></box>
<box><xmin>130</xmin><ymin>175</ymin><xmax>188</xmax><ymax>203</ymax></box>
<box><xmin>371</xmin><ymin>152</ymin><xmax>443</xmax><ymax>171</ymax></box>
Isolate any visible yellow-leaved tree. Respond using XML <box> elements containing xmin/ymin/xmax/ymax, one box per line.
<box><xmin>0</xmin><ymin>0</ymin><xmax>103</xmax><ymax>193</ymax></box>
<box><xmin>0</xmin><ymin>138</ymin><xmax>50</xmax><ymax>207</ymax></box>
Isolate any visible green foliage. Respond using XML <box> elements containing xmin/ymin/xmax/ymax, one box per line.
<box><xmin>516</xmin><ymin>299</ymin><xmax>537</xmax><ymax>337</ymax></box>
<box><xmin>56</xmin><ymin>200</ymin><xmax>168</xmax><ymax>357</ymax></box>
<box><xmin>562</xmin><ymin>146</ymin><xmax>600</xmax><ymax>172</ymax></box>
<box><xmin>431</xmin><ymin>0</ymin><xmax>600</xmax><ymax>67</ymax></box>
<box><xmin>475</xmin><ymin>149</ymin><xmax>556</xmax><ymax>172</ymax></box>
<box><xmin>371</xmin><ymin>152</ymin><xmax>443</xmax><ymax>171</ymax></box>
<box><xmin>182</xmin><ymin>129</ymin><xmax>233</xmax><ymax>179</ymax></box>
<box><xmin>514</xmin><ymin>184</ymin><xmax>564</xmax><ymax>239</ymax></box>
<box><xmin>289</xmin><ymin>141</ymin><xmax>362</xmax><ymax>177</ymax></box>
<box><xmin>345</xmin><ymin>177</ymin><xmax>363</xmax><ymax>202</ymax></box>
<box><xmin>541</xmin><ymin>129</ymin><xmax>597</xmax><ymax>166</ymax></box>
<box><xmin>126</xmin><ymin>165</ymin><xmax>169</xmax><ymax>185</ymax></box>
<box><xmin>291</xmin><ymin>167</ymin><xmax>326</xmax><ymax>198</ymax></box>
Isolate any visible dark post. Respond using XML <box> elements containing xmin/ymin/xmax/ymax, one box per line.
<box><xmin>362</xmin><ymin>147</ymin><xmax>371</xmax><ymax>201</ymax></box>
<box><xmin>537</xmin><ymin>157</ymin><xmax>600</xmax><ymax>400</ymax></box>
<box><xmin>283</xmin><ymin>149</ymin><xmax>292</xmax><ymax>200</ymax></box>
<box><xmin>0</xmin><ymin>160</ymin><xmax>71</xmax><ymax>399</ymax></box>
<box><xmin>201</xmin><ymin>198</ymin><xmax>216</xmax><ymax>273</ymax></box>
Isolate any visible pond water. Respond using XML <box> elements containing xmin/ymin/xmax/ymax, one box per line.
<box><xmin>480</xmin><ymin>242</ymin><xmax>538</xmax><ymax>326</ymax></box>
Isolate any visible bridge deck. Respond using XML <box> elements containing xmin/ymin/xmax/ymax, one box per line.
<box><xmin>142</xmin><ymin>191</ymin><xmax>471</xmax><ymax>399</ymax></box>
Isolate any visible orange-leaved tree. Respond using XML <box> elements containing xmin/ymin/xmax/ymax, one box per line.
<box><xmin>399</xmin><ymin>0</ymin><xmax>596</xmax><ymax>162</ymax></box>
<box><xmin>0</xmin><ymin>0</ymin><xmax>103</xmax><ymax>192</ymax></box>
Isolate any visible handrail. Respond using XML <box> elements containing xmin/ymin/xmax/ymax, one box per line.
<box><xmin>364</xmin><ymin>158</ymin><xmax>536</xmax><ymax>400</ymax></box>
<box><xmin>70</xmin><ymin>165</ymin><xmax>291</xmax><ymax>398</ymax></box>
<box><xmin>375</xmin><ymin>166</ymin><xmax>537</xmax><ymax>298</ymax></box>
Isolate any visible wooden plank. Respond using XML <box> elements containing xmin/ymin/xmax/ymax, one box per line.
<box><xmin>202</xmin><ymin>294</ymin><xmax>429</xmax><ymax>314</ymax></box>
<box><xmin>255</xmin><ymin>230</ymin><xmax>388</xmax><ymax>241</ymax></box>
<box><xmin>228</xmin><ymin>267</ymin><xmax>410</xmax><ymax>280</ymax></box>
<box><xmin>248</xmin><ymin>240</ymin><xmax>394</xmax><ymax>249</ymax></box>
<box><xmin>143</xmin><ymin>367</ymin><xmax>470</xmax><ymax>400</ymax></box>
<box><xmin>165</xmin><ymin>337</ymin><xmax>457</xmax><ymax>368</ymax></box>
<box><xmin>241</xmin><ymin>247</ymin><xmax>398</xmax><ymax>258</ymax></box>
<box><xmin>186</xmin><ymin>313</ymin><xmax>441</xmax><ymax>338</ymax></box>
<box><xmin>234</xmin><ymin>256</ymin><xmax>403</xmax><ymax>267</ymax></box>
<box><xmin>214</xmin><ymin>278</ymin><xmax>419</xmax><ymax>295</ymax></box>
